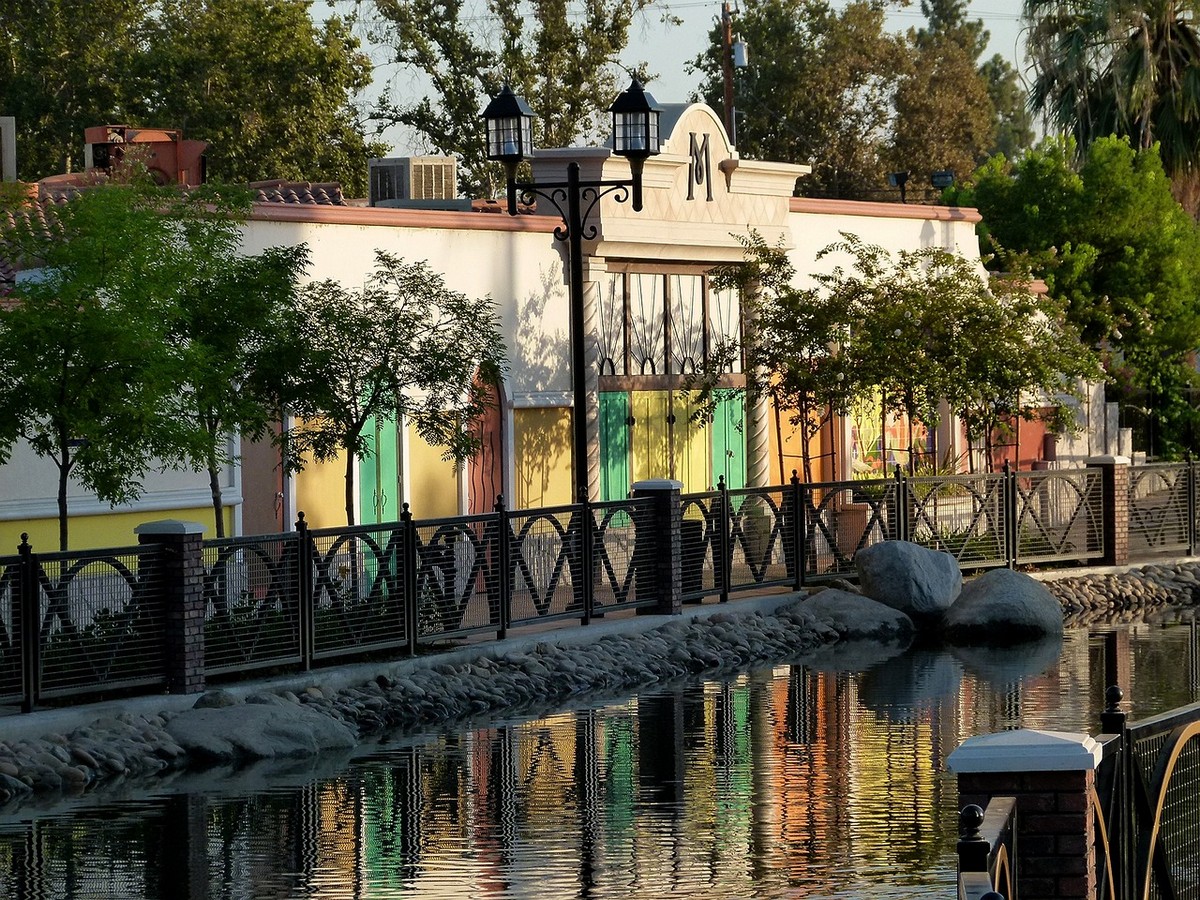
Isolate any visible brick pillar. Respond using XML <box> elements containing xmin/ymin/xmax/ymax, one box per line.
<box><xmin>632</xmin><ymin>479</ymin><xmax>682</xmax><ymax>615</ymax></box>
<box><xmin>1087</xmin><ymin>455</ymin><xmax>1130</xmax><ymax>566</ymax></box>
<box><xmin>136</xmin><ymin>519</ymin><xmax>207</xmax><ymax>695</ymax></box>
<box><xmin>949</xmin><ymin>729</ymin><xmax>1104</xmax><ymax>900</ymax></box>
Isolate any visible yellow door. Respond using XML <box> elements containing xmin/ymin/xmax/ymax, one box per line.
<box><xmin>630</xmin><ymin>391</ymin><xmax>671</xmax><ymax>484</ymax></box>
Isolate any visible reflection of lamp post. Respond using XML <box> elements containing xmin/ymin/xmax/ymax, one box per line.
<box><xmin>482</xmin><ymin>79</ymin><xmax>661</xmax><ymax>503</ymax></box>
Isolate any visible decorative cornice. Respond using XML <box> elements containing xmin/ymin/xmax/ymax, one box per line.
<box><xmin>249</xmin><ymin>202</ymin><xmax>560</xmax><ymax>233</ymax></box>
<box><xmin>790</xmin><ymin>197</ymin><xmax>982</xmax><ymax>223</ymax></box>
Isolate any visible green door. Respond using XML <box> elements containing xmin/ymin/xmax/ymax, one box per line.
<box><xmin>360</xmin><ymin>414</ymin><xmax>401</xmax><ymax>524</ymax></box>
<box><xmin>712</xmin><ymin>389</ymin><xmax>746</xmax><ymax>490</ymax></box>
<box><xmin>599</xmin><ymin>392</ymin><xmax>631</xmax><ymax>500</ymax></box>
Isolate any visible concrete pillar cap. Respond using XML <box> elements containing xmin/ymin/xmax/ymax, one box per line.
<box><xmin>134</xmin><ymin>519</ymin><xmax>208</xmax><ymax>536</ymax></box>
<box><xmin>632</xmin><ymin>479</ymin><xmax>684</xmax><ymax>491</ymax></box>
<box><xmin>948</xmin><ymin>729</ymin><xmax>1103</xmax><ymax>773</ymax></box>
<box><xmin>1086</xmin><ymin>455</ymin><xmax>1131</xmax><ymax>465</ymax></box>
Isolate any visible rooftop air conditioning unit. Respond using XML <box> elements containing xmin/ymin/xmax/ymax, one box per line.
<box><xmin>369</xmin><ymin>156</ymin><xmax>457</xmax><ymax>206</ymax></box>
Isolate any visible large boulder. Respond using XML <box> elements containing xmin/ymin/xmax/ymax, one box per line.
<box><xmin>943</xmin><ymin>568</ymin><xmax>1064</xmax><ymax>646</ymax></box>
<box><xmin>802</xmin><ymin>589</ymin><xmax>915</xmax><ymax>644</ymax></box>
<box><xmin>165</xmin><ymin>702</ymin><xmax>358</xmax><ymax>764</ymax></box>
<box><xmin>855</xmin><ymin>541</ymin><xmax>962</xmax><ymax>623</ymax></box>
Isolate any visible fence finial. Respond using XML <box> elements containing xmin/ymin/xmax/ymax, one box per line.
<box><xmin>790</xmin><ymin>469</ymin><xmax>801</xmax><ymax>486</ymax></box>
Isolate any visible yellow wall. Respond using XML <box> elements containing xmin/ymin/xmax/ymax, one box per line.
<box><xmin>405</xmin><ymin>423</ymin><xmax>461</xmax><ymax>519</ymax></box>
<box><xmin>514</xmin><ymin>408</ymin><xmax>573</xmax><ymax>510</ymax></box>
<box><xmin>0</xmin><ymin>505</ymin><xmax>233</xmax><ymax>554</ymax></box>
<box><xmin>295</xmin><ymin>453</ymin><xmax>348</xmax><ymax>530</ymax></box>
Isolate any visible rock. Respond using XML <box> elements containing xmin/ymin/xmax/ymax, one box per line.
<box><xmin>944</xmin><ymin>568</ymin><xmax>1065</xmax><ymax>645</ymax></box>
<box><xmin>193</xmin><ymin>690</ymin><xmax>240</xmax><ymax>709</ymax></box>
<box><xmin>165</xmin><ymin>703</ymin><xmax>357</xmax><ymax>764</ymax></box>
<box><xmin>801</xmin><ymin>589</ymin><xmax>915</xmax><ymax>643</ymax></box>
<box><xmin>855</xmin><ymin>541</ymin><xmax>962</xmax><ymax>623</ymax></box>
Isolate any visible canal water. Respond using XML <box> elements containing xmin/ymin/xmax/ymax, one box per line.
<box><xmin>1</xmin><ymin>618</ymin><xmax>1196</xmax><ymax>899</ymax></box>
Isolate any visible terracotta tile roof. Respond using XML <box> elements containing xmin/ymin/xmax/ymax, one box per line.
<box><xmin>250</xmin><ymin>180</ymin><xmax>347</xmax><ymax>205</ymax></box>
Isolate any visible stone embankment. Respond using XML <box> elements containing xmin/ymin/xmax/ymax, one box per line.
<box><xmin>1</xmin><ymin>561</ymin><xmax>1197</xmax><ymax>806</ymax></box>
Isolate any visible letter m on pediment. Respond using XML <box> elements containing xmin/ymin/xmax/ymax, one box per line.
<box><xmin>688</xmin><ymin>132</ymin><xmax>713</xmax><ymax>202</ymax></box>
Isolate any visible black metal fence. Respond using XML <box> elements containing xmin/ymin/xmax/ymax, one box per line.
<box><xmin>1096</xmin><ymin>684</ymin><xmax>1200</xmax><ymax>900</ymax></box>
<box><xmin>956</xmin><ymin>798</ymin><xmax>1017</xmax><ymax>900</ymax></box>
<box><xmin>0</xmin><ymin>460</ymin><xmax>1190</xmax><ymax>712</ymax></box>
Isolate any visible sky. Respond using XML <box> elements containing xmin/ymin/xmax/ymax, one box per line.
<box><xmin>336</xmin><ymin>1</ymin><xmax>1030</xmax><ymax>157</ymax></box>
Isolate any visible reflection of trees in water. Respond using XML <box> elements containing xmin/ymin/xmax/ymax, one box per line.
<box><xmin>15</xmin><ymin>626</ymin><xmax>1200</xmax><ymax>898</ymax></box>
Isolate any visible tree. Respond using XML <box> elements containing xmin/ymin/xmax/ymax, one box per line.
<box><xmin>126</xmin><ymin>0</ymin><xmax>384</xmax><ymax>196</ymax></box>
<box><xmin>367</xmin><ymin>0</ymin><xmax>661</xmax><ymax>198</ymax></box>
<box><xmin>888</xmin><ymin>1</ymin><xmax>994</xmax><ymax>188</ymax></box>
<box><xmin>704</xmin><ymin>232</ymin><xmax>860</xmax><ymax>482</ymax></box>
<box><xmin>955</xmin><ymin>136</ymin><xmax>1200</xmax><ymax>455</ymax></box>
<box><xmin>981</xmin><ymin>55</ymin><xmax>1036</xmax><ymax>161</ymax></box>
<box><xmin>1024</xmin><ymin>0</ymin><xmax>1200</xmax><ymax>211</ymax></box>
<box><xmin>691</xmin><ymin>0</ymin><xmax>907</xmax><ymax>200</ymax></box>
<box><xmin>824</xmin><ymin>236</ymin><xmax>1095</xmax><ymax>472</ymax></box>
<box><xmin>0</xmin><ymin>180</ymin><xmax>191</xmax><ymax>549</ymax></box>
<box><xmin>165</xmin><ymin>229</ymin><xmax>310</xmax><ymax>538</ymax></box>
<box><xmin>0</xmin><ymin>0</ymin><xmax>149</xmax><ymax>179</ymax></box>
<box><xmin>276</xmin><ymin>252</ymin><xmax>506</xmax><ymax>526</ymax></box>
<box><xmin>1</xmin><ymin>0</ymin><xmax>382</xmax><ymax>193</ymax></box>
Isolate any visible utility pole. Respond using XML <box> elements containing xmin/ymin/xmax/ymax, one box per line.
<box><xmin>721</xmin><ymin>2</ymin><xmax>736</xmax><ymax>144</ymax></box>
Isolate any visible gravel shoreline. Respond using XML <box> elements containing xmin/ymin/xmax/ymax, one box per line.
<box><xmin>1</xmin><ymin>561</ymin><xmax>1196</xmax><ymax>807</ymax></box>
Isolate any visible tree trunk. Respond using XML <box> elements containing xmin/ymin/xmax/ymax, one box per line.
<box><xmin>344</xmin><ymin>450</ymin><xmax>356</xmax><ymax>526</ymax></box>
<box><xmin>207</xmin><ymin>444</ymin><xmax>225</xmax><ymax>539</ymax></box>
<box><xmin>57</xmin><ymin>455</ymin><xmax>69</xmax><ymax>552</ymax></box>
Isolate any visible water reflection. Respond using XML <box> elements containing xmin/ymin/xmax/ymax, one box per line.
<box><xmin>1</xmin><ymin>622</ymin><xmax>1197</xmax><ymax>899</ymax></box>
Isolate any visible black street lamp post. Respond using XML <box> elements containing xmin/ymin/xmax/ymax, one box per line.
<box><xmin>482</xmin><ymin>79</ymin><xmax>661</xmax><ymax>504</ymax></box>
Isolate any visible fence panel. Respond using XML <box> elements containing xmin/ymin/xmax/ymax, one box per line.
<box><xmin>728</xmin><ymin>487</ymin><xmax>794</xmax><ymax>594</ymax></box>
<box><xmin>906</xmin><ymin>473</ymin><xmax>1008</xmax><ymax>570</ymax></box>
<box><xmin>592</xmin><ymin>498</ymin><xmax>657</xmax><ymax>614</ymax></box>
<box><xmin>33</xmin><ymin>545</ymin><xmax>167</xmax><ymax>700</ymax></box>
<box><xmin>680</xmin><ymin>492</ymin><xmax>721</xmax><ymax>602</ymax></box>
<box><xmin>308</xmin><ymin>523</ymin><xmax>411</xmax><ymax>661</ymax></box>
<box><xmin>1013</xmin><ymin>469</ymin><xmax>1104</xmax><ymax>565</ymax></box>
<box><xmin>202</xmin><ymin>533</ymin><xmax>303</xmax><ymax>677</ymax></box>
<box><xmin>506</xmin><ymin>505</ymin><xmax>583</xmax><ymax>629</ymax></box>
<box><xmin>412</xmin><ymin>514</ymin><xmax>501</xmax><ymax>641</ymax></box>
<box><xmin>1128</xmin><ymin>463</ymin><xmax>1192</xmax><ymax>556</ymax></box>
<box><xmin>0</xmin><ymin>554</ymin><xmax>21</xmax><ymax>706</ymax></box>
<box><xmin>801</xmin><ymin>479</ymin><xmax>898</xmax><ymax>580</ymax></box>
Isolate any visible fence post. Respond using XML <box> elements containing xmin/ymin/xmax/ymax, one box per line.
<box><xmin>631</xmin><ymin>479</ymin><xmax>683</xmax><ymax>615</ymax></box>
<box><xmin>1003</xmin><ymin>460</ymin><xmax>1016</xmax><ymax>569</ymax></box>
<box><xmin>1088</xmin><ymin>455</ymin><xmax>1131</xmax><ymax>566</ymax></box>
<box><xmin>134</xmin><ymin>519</ymin><xmax>207</xmax><ymax>697</ymax></box>
<box><xmin>717</xmin><ymin>476</ymin><xmax>731</xmax><ymax>603</ymax></box>
<box><xmin>949</xmin><ymin>729</ymin><xmax>1104</xmax><ymax>900</ymax></box>
<box><xmin>400</xmin><ymin>504</ymin><xmax>418</xmax><ymax>656</ymax></box>
<box><xmin>493</xmin><ymin>495</ymin><xmax>512</xmax><ymax>638</ymax></box>
<box><xmin>892</xmin><ymin>465</ymin><xmax>909</xmax><ymax>543</ymax></box>
<box><xmin>1187</xmin><ymin>453</ymin><xmax>1196</xmax><ymax>557</ymax></box>
<box><xmin>18</xmin><ymin>534</ymin><xmax>39</xmax><ymax>713</ymax></box>
<box><xmin>294</xmin><ymin>512</ymin><xmax>315</xmax><ymax>669</ymax></box>
<box><xmin>581</xmin><ymin>495</ymin><xmax>595</xmax><ymax>625</ymax></box>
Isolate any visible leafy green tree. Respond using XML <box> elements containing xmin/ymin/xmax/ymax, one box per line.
<box><xmin>275</xmin><ymin>252</ymin><xmax>506</xmax><ymax>526</ymax></box>
<box><xmin>704</xmin><ymin>232</ymin><xmax>860</xmax><ymax>482</ymax></box>
<box><xmin>164</xmin><ymin>222</ymin><xmax>310</xmax><ymax>538</ymax></box>
<box><xmin>367</xmin><ymin>0</ymin><xmax>660</xmax><ymax>198</ymax></box>
<box><xmin>821</xmin><ymin>236</ymin><xmax>1095</xmax><ymax>471</ymax></box>
<box><xmin>981</xmin><ymin>55</ymin><xmax>1036</xmax><ymax>161</ymax></box>
<box><xmin>0</xmin><ymin>180</ymin><xmax>192</xmax><ymax>549</ymax></box>
<box><xmin>126</xmin><ymin>0</ymin><xmax>384</xmax><ymax>196</ymax></box>
<box><xmin>1024</xmin><ymin>0</ymin><xmax>1200</xmax><ymax>210</ymax></box>
<box><xmin>0</xmin><ymin>0</ymin><xmax>149</xmax><ymax>179</ymax></box>
<box><xmin>956</xmin><ymin>135</ymin><xmax>1200</xmax><ymax>455</ymax></box>
<box><xmin>1</xmin><ymin>0</ymin><xmax>381</xmax><ymax>193</ymax></box>
<box><xmin>692</xmin><ymin>0</ymin><xmax>907</xmax><ymax>199</ymax></box>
